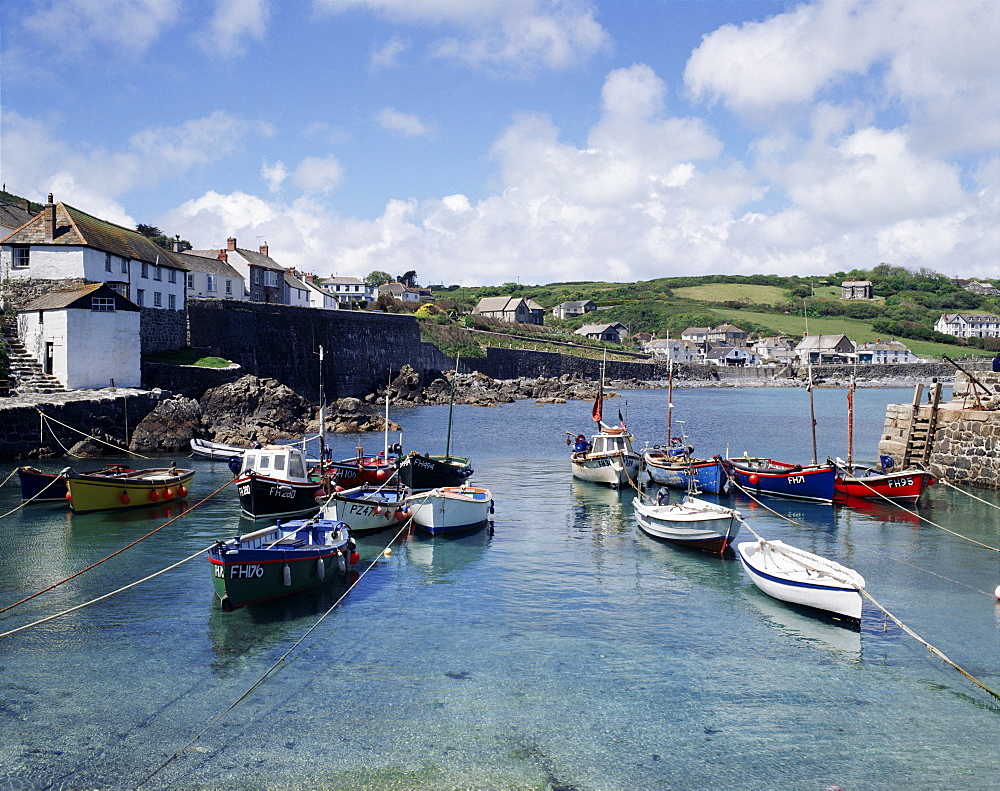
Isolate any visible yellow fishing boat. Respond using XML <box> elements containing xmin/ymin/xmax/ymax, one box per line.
<box><xmin>65</xmin><ymin>466</ymin><xmax>195</xmax><ymax>514</ymax></box>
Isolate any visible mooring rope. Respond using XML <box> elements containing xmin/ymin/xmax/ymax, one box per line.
<box><xmin>0</xmin><ymin>477</ymin><xmax>237</xmax><ymax>617</ymax></box>
<box><xmin>134</xmin><ymin>517</ymin><xmax>414</xmax><ymax>789</ymax></box>
<box><xmin>0</xmin><ymin>467</ymin><xmax>19</xmax><ymax>490</ymax></box>
<box><xmin>35</xmin><ymin>407</ymin><xmax>150</xmax><ymax>459</ymax></box>
<box><xmin>0</xmin><ymin>471</ymin><xmax>65</xmax><ymax>521</ymax></box>
<box><xmin>723</xmin><ymin>467</ymin><xmax>1000</xmax><ymax>703</ymax></box>
<box><xmin>938</xmin><ymin>478</ymin><xmax>1000</xmax><ymax>513</ymax></box>
<box><xmin>0</xmin><ymin>544</ymin><xmax>214</xmax><ymax>639</ymax></box>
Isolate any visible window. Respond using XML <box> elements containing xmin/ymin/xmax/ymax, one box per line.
<box><xmin>225</xmin><ymin>279</ymin><xmax>232</xmax><ymax>294</ymax></box>
<box><xmin>264</xmin><ymin>270</ymin><xmax>279</xmax><ymax>287</ymax></box>
<box><xmin>153</xmin><ymin>292</ymin><xmax>162</xmax><ymax>307</ymax></box>
<box><xmin>168</xmin><ymin>269</ymin><xmax>176</xmax><ymax>283</ymax></box>
<box><xmin>153</xmin><ymin>265</ymin><xmax>162</xmax><ymax>281</ymax></box>
<box><xmin>121</xmin><ymin>258</ymin><xmax>128</xmax><ymax>273</ymax></box>
<box><xmin>105</xmin><ymin>253</ymin><xmax>112</xmax><ymax>272</ymax></box>
<box><xmin>92</xmin><ymin>297</ymin><xmax>115</xmax><ymax>312</ymax></box>
<box><xmin>253</xmin><ymin>269</ymin><xmax>260</xmax><ymax>284</ymax></box>
<box><xmin>136</xmin><ymin>289</ymin><xmax>145</xmax><ymax>307</ymax></box>
<box><xmin>187</xmin><ymin>274</ymin><xmax>194</xmax><ymax>289</ymax></box>
<box><xmin>168</xmin><ymin>294</ymin><xmax>176</xmax><ymax>310</ymax></box>
<box><xmin>108</xmin><ymin>282</ymin><xmax>129</xmax><ymax>299</ymax></box>
<box><xmin>13</xmin><ymin>247</ymin><xmax>29</xmax><ymax>269</ymax></box>
<box><xmin>273</xmin><ymin>455</ymin><xmax>286</xmax><ymax>472</ymax></box>
<box><xmin>141</xmin><ymin>262</ymin><xmax>149</xmax><ymax>278</ymax></box>
<box><xmin>206</xmin><ymin>275</ymin><xmax>217</xmax><ymax>292</ymax></box>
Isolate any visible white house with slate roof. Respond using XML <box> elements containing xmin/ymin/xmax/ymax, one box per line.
<box><xmin>188</xmin><ymin>238</ymin><xmax>285</xmax><ymax>303</ymax></box>
<box><xmin>856</xmin><ymin>340</ymin><xmax>921</xmax><ymax>364</ymax></box>
<box><xmin>173</xmin><ymin>249</ymin><xmax>247</xmax><ymax>301</ymax></box>
<box><xmin>474</xmin><ymin>296</ymin><xmax>545</xmax><ymax>325</ymax></box>
<box><xmin>934</xmin><ymin>313</ymin><xmax>1000</xmax><ymax>339</ymax></box>
<box><xmin>553</xmin><ymin>300</ymin><xmax>597</xmax><ymax>320</ymax></box>
<box><xmin>17</xmin><ymin>283</ymin><xmax>140</xmax><ymax>389</ymax></box>
<box><xmin>575</xmin><ymin>322</ymin><xmax>628</xmax><ymax>343</ymax></box>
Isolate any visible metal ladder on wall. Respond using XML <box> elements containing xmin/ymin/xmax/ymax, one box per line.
<box><xmin>901</xmin><ymin>382</ymin><xmax>942</xmax><ymax>468</ymax></box>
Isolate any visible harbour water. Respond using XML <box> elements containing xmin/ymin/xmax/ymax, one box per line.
<box><xmin>1</xmin><ymin>386</ymin><xmax>999</xmax><ymax>790</ymax></box>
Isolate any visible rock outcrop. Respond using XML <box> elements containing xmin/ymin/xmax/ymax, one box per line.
<box><xmin>199</xmin><ymin>375</ymin><xmax>315</xmax><ymax>445</ymax></box>
<box><xmin>128</xmin><ymin>396</ymin><xmax>203</xmax><ymax>453</ymax></box>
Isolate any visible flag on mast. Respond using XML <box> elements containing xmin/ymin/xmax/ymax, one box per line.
<box><xmin>591</xmin><ymin>381</ymin><xmax>603</xmax><ymax>423</ymax></box>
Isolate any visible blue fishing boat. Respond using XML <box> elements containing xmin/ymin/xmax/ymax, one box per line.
<box><xmin>644</xmin><ymin>450</ymin><xmax>726</xmax><ymax>494</ymax></box>
<box><xmin>724</xmin><ymin>457</ymin><xmax>835</xmax><ymax>504</ymax></box>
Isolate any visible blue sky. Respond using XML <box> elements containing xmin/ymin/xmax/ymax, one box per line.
<box><xmin>2</xmin><ymin>0</ymin><xmax>997</xmax><ymax>286</ymax></box>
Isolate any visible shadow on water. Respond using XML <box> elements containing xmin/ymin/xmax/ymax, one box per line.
<box><xmin>742</xmin><ymin>585</ymin><xmax>863</xmax><ymax>658</ymax></box>
<box><xmin>568</xmin><ymin>479</ymin><xmax>633</xmax><ymax>536</ymax></box>
<box><xmin>406</xmin><ymin>523</ymin><xmax>493</xmax><ymax>584</ymax></box>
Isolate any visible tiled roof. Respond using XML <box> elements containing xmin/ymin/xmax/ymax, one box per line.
<box><xmin>0</xmin><ymin>200</ymin><xmax>34</xmax><ymax>233</ymax></box>
<box><xmin>232</xmin><ymin>248</ymin><xmax>284</xmax><ymax>272</ymax></box>
<box><xmin>172</xmin><ymin>250</ymin><xmax>243</xmax><ymax>278</ymax></box>
<box><xmin>475</xmin><ymin>296</ymin><xmax>517</xmax><ymax>312</ymax></box>
<box><xmin>21</xmin><ymin>283</ymin><xmax>139</xmax><ymax>312</ymax></box>
<box><xmin>3</xmin><ymin>202</ymin><xmax>185</xmax><ymax>269</ymax></box>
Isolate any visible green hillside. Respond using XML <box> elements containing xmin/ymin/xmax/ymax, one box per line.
<box><xmin>673</xmin><ymin>284</ymin><xmax>790</xmax><ymax>305</ymax></box>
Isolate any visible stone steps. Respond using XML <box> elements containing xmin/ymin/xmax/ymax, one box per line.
<box><xmin>0</xmin><ymin>320</ymin><xmax>67</xmax><ymax>395</ymax></box>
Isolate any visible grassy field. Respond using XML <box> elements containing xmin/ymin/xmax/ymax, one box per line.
<box><xmin>709</xmin><ymin>308</ymin><xmax>969</xmax><ymax>358</ymax></box>
<box><xmin>672</xmin><ymin>284</ymin><xmax>792</xmax><ymax>305</ymax></box>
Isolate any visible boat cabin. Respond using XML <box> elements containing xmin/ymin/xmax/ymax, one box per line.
<box><xmin>590</xmin><ymin>429</ymin><xmax>634</xmax><ymax>456</ymax></box>
<box><xmin>240</xmin><ymin>445</ymin><xmax>310</xmax><ymax>482</ymax></box>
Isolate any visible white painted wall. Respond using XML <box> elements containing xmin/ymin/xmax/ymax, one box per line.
<box><xmin>2</xmin><ymin>245</ymin><xmax>87</xmax><ymax>279</ymax></box>
<box><xmin>18</xmin><ymin>308</ymin><xmax>140</xmax><ymax>389</ymax></box>
<box><xmin>186</xmin><ymin>270</ymin><xmax>248</xmax><ymax>300</ymax></box>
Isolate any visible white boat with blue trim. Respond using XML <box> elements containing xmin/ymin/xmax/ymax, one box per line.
<box><xmin>407</xmin><ymin>485</ymin><xmax>494</xmax><ymax>535</ymax></box>
<box><xmin>736</xmin><ymin>539</ymin><xmax>865</xmax><ymax>623</ymax></box>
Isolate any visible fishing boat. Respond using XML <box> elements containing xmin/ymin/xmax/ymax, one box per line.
<box><xmin>633</xmin><ymin>488</ymin><xmax>742</xmax><ymax>554</ymax></box>
<box><xmin>398</xmin><ymin>357</ymin><xmax>474</xmax><ymax>490</ymax></box>
<box><xmin>569</xmin><ymin>365</ymin><xmax>642</xmax><ymax>488</ymax></box>
<box><xmin>190</xmin><ymin>438</ymin><xmax>249</xmax><ymax>461</ymax></box>
<box><xmin>17</xmin><ymin>463</ymin><xmax>135</xmax><ymax>503</ymax></box>
<box><xmin>724</xmin><ymin>456</ymin><xmax>836</xmax><ymax>503</ymax></box>
<box><xmin>736</xmin><ymin>539</ymin><xmax>865</xmax><ymax>623</ymax></box>
<box><xmin>64</xmin><ymin>465</ymin><xmax>195</xmax><ymax>514</ymax></box>
<box><xmin>319</xmin><ymin>482</ymin><xmax>411</xmax><ymax>534</ymax></box>
<box><xmin>208</xmin><ymin>517</ymin><xmax>357</xmax><ymax>611</ymax></box>
<box><xmin>831</xmin><ymin>376</ymin><xmax>936</xmax><ymax>505</ymax></box>
<box><xmin>235</xmin><ymin>445</ymin><xmax>325</xmax><ymax>519</ymax></box>
<box><xmin>324</xmin><ymin>443</ymin><xmax>400</xmax><ymax>487</ymax></box>
<box><xmin>407</xmin><ymin>485</ymin><xmax>494</xmax><ymax>535</ymax></box>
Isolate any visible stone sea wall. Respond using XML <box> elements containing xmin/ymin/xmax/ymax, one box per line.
<box><xmin>0</xmin><ymin>389</ymin><xmax>163</xmax><ymax>461</ymax></box>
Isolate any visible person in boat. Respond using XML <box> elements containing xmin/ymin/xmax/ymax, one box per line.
<box><xmin>573</xmin><ymin>434</ymin><xmax>591</xmax><ymax>453</ymax></box>
<box><xmin>251</xmin><ymin>439</ymin><xmax>262</xmax><ymax>449</ymax></box>
<box><xmin>656</xmin><ymin>486</ymin><xmax>671</xmax><ymax>505</ymax></box>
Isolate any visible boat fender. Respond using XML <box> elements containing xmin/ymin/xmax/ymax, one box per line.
<box><xmin>748</xmin><ymin>474</ymin><xmax>759</xmax><ymax>485</ymax></box>
<box><xmin>389</xmin><ymin>443</ymin><xmax>402</xmax><ymax>455</ymax></box>
<box><xmin>995</xmin><ymin>585</ymin><xmax>1000</xmax><ymax>601</ymax></box>
<box><xmin>65</xmin><ymin>491</ymin><xmax>72</xmax><ymax>502</ymax></box>
<box><xmin>316</xmin><ymin>557</ymin><xmax>326</xmax><ymax>581</ymax></box>
<box><xmin>489</xmin><ymin>500</ymin><xmax>495</xmax><ymax>514</ymax></box>
<box><xmin>376</xmin><ymin>469</ymin><xmax>388</xmax><ymax>480</ymax></box>
<box><xmin>148</xmin><ymin>489</ymin><xmax>160</xmax><ymax>502</ymax></box>
<box><xmin>394</xmin><ymin>510</ymin><xmax>407</xmax><ymax>521</ymax></box>
<box><xmin>163</xmin><ymin>488</ymin><xmax>174</xmax><ymax>501</ymax></box>
<box><xmin>349</xmin><ymin>551</ymin><xmax>360</xmax><ymax>565</ymax></box>
<box><xmin>228</xmin><ymin>456</ymin><xmax>242</xmax><ymax>476</ymax></box>
<box><xmin>314</xmin><ymin>489</ymin><xmax>325</xmax><ymax>500</ymax></box>
<box><xmin>337</xmin><ymin>553</ymin><xmax>346</xmax><ymax>573</ymax></box>
<box><xmin>282</xmin><ymin>563</ymin><xmax>292</xmax><ymax>586</ymax></box>
<box><xmin>177</xmin><ymin>485</ymin><xmax>187</xmax><ymax>498</ymax></box>
<box><xmin>220</xmin><ymin>596</ymin><xmax>234</xmax><ymax>612</ymax></box>
<box><xmin>119</xmin><ymin>492</ymin><xmax>131</xmax><ymax>506</ymax></box>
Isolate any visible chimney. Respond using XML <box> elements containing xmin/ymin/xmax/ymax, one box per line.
<box><xmin>259</xmin><ymin>242</ymin><xmax>268</xmax><ymax>257</ymax></box>
<box><xmin>44</xmin><ymin>193</ymin><xmax>56</xmax><ymax>240</ymax></box>
<box><xmin>18</xmin><ymin>199</ymin><xmax>28</xmax><ymax>210</ymax></box>
<box><xmin>218</xmin><ymin>249</ymin><xmax>228</xmax><ymax>263</ymax></box>
<box><xmin>227</xmin><ymin>237</ymin><xmax>237</xmax><ymax>251</ymax></box>
<box><xmin>171</xmin><ymin>235</ymin><xmax>183</xmax><ymax>253</ymax></box>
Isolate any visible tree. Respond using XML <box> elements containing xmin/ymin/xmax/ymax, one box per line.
<box><xmin>136</xmin><ymin>223</ymin><xmax>162</xmax><ymax>238</ymax></box>
<box><xmin>396</xmin><ymin>270</ymin><xmax>417</xmax><ymax>287</ymax></box>
<box><xmin>365</xmin><ymin>270</ymin><xmax>393</xmax><ymax>288</ymax></box>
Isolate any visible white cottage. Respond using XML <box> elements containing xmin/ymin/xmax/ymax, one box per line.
<box><xmin>17</xmin><ymin>283</ymin><xmax>140</xmax><ymax>389</ymax></box>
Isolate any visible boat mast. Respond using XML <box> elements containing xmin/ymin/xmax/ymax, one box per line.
<box><xmin>666</xmin><ymin>359</ymin><xmax>674</xmax><ymax>444</ymax></box>
<box><xmin>803</xmin><ymin>299</ymin><xmax>817</xmax><ymax>465</ymax></box>
<box><xmin>847</xmin><ymin>366</ymin><xmax>856</xmax><ymax>468</ymax></box>
<box><xmin>384</xmin><ymin>371</ymin><xmax>391</xmax><ymax>458</ymax></box>
<box><xmin>444</xmin><ymin>354</ymin><xmax>460</xmax><ymax>460</ymax></box>
<box><xmin>318</xmin><ymin>345</ymin><xmax>326</xmax><ymax>463</ymax></box>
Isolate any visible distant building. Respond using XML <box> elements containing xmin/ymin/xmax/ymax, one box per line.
<box><xmin>842</xmin><ymin>281</ymin><xmax>874</xmax><ymax>300</ymax></box>
<box><xmin>856</xmin><ymin>340</ymin><xmax>920</xmax><ymax>364</ymax></box>
<box><xmin>188</xmin><ymin>238</ymin><xmax>284</xmax><ymax>304</ymax></box>
<box><xmin>934</xmin><ymin>313</ymin><xmax>1000</xmax><ymax>338</ymax></box>
<box><xmin>174</xmin><ymin>249</ymin><xmax>247</xmax><ymax>301</ymax></box>
<box><xmin>963</xmin><ymin>281</ymin><xmax>1000</xmax><ymax>297</ymax></box>
<box><xmin>553</xmin><ymin>300</ymin><xmax>597</xmax><ymax>320</ymax></box>
<box><xmin>751</xmin><ymin>336</ymin><xmax>796</xmax><ymax>364</ymax></box>
<box><xmin>474</xmin><ymin>296</ymin><xmax>544</xmax><ymax>325</ymax></box>
<box><xmin>379</xmin><ymin>282</ymin><xmax>422</xmax><ymax>304</ymax></box>
<box><xmin>794</xmin><ymin>334</ymin><xmax>856</xmax><ymax>364</ymax></box>
<box><xmin>575</xmin><ymin>322</ymin><xmax>628</xmax><ymax>343</ymax></box>
<box><xmin>681</xmin><ymin>327</ymin><xmax>710</xmax><ymax>343</ymax></box>
<box><xmin>705</xmin><ymin>346</ymin><xmax>759</xmax><ymax>367</ymax></box>
<box><xmin>706</xmin><ymin>323</ymin><xmax>747</xmax><ymax>345</ymax></box>
<box><xmin>321</xmin><ymin>276</ymin><xmax>373</xmax><ymax>306</ymax></box>
<box><xmin>0</xmin><ymin>198</ymin><xmax>34</xmax><ymax>239</ymax></box>
<box><xmin>645</xmin><ymin>338</ymin><xmax>699</xmax><ymax>363</ymax></box>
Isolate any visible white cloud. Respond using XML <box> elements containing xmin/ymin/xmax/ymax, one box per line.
<box><xmin>369</xmin><ymin>35</ymin><xmax>409</xmax><ymax>70</ymax></box>
<box><xmin>376</xmin><ymin>108</ymin><xmax>434</xmax><ymax>138</ymax></box>
<box><xmin>20</xmin><ymin>0</ymin><xmax>182</xmax><ymax>58</ymax></box>
<box><xmin>291</xmin><ymin>155</ymin><xmax>345</xmax><ymax>193</ymax></box>
<box><xmin>195</xmin><ymin>0</ymin><xmax>270</xmax><ymax>58</ymax></box>
<box><xmin>262</xmin><ymin>160</ymin><xmax>289</xmax><ymax>192</ymax></box>
<box><xmin>314</xmin><ymin>0</ymin><xmax>610</xmax><ymax>74</ymax></box>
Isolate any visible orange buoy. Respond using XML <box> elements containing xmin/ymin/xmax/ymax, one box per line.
<box><xmin>148</xmin><ymin>489</ymin><xmax>160</xmax><ymax>502</ymax></box>
<box><xmin>349</xmin><ymin>551</ymin><xmax>360</xmax><ymax>565</ymax></box>
<box><xmin>177</xmin><ymin>485</ymin><xmax>188</xmax><ymax>498</ymax></box>
<box><xmin>119</xmin><ymin>492</ymin><xmax>131</xmax><ymax>505</ymax></box>
<box><xmin>163</xmin><ymin>488</ymin><xmax>174</xmax><ymax>500</ymax></box>
<box><xmin>394</xmin><ymin>510</ymin><xmax>406</xmax><ymax>521</ymax></box>
<box><xmin>748</xmin><ymin>474</ymin><xmax>759</xmax><ymax>485</ymax></box>
<box><xmin>65</xmin><ymin>491</ymin><xmax>72</xmax><ymax>502</ymax></box>
<box><xmin>376</xmin><ymin>469</ymin><xmax>387</xmax><ymax>480</ymax></box>
<box><xmin>314</xmin><ymin>489</ymin><xmax>325</xmax><ymax>500</ymax></box>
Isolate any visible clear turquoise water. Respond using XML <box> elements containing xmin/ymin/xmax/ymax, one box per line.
<box><xmin>1</xmin><ymin>386</ymin><xmax>999</xmax><ymax>790</ymax></box>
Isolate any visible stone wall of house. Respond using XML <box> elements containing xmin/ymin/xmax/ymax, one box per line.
<box><xmin>0</xmin><ymin>389</ymin><xmax>163</xmax><ymax>460</ymax></box>
<box><xmin>1</xmin><ymin>277</ymin><xmax>86</xmax><ymax>311</ymax></box>
<box><xmin>139</xmin><ymin>307</ymin><xmax>187</xmax><ymax>354</ymax></box>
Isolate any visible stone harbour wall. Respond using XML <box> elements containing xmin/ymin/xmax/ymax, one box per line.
<box><xmin>140</xmin><ymin>307</ymin><xmax>187</xmax><ymax>354</ymax></box>
<box><xmin>0</xmin><ymin>389</ymin><xmax>163</xmax><ymax>461</ymax></box>
<box><xmin>141</xmin><ymin>361</ymin><xmax>243</xmax><ymax>398</ymax></box>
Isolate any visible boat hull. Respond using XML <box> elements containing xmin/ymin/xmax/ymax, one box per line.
<box><xmin>633</xmin><ymin>496</ymin><xmax>741</xmax><ymax>554</ymax></box>
<box><xmin>190</xmin><ymin>439</ymin><xmax>247</xmax><ymax>462</ymax></box>
<box><xmin>320</xmin><ymin>485</ymin><xmax>410</xmax><ymax>533</ymax></box>
<box><xmin>407</xmin><ymin>486</ymin><xmax>493</xmax><ymax>535</ymax></box>
<box><xmin>833</xmin><ymin>468</ymin><xmax>936</xmax><ymax>505</ymax></box>
<box><xmin>725</xmin><ymin>458</ymin><xmax>835</xmax><ymax>503</ymax></box>
<box><xmin>571</xmin><ymin>451</ymin><xmax>642</xmax><ymax>487</ymax></box>
<box><xmin>18</xmin><ymin>467</ymin><xmax>68</xmax><ymax>502</ymax></box>
<box><xmin>65</xmin><ymin>468</ymin><xmax>194</xmax><ymax>514</ymax></box>
<box><xmin>644</xmin><ymin>453</ymin><xmax>725</xmax><ymax>493</ymax></box>
<box><xmin>236</xmin><ymin>473</ymin><xmax>322</xmax><ymax>520</ymax></box>
<box><xmin>208</xmin><ymin>519</ymin><xmax>354</xmax><ymax>610</ymax></box>
<box><xmin>398</xmin><ymin>454</ymin><xmax>474</xmax><ymax>491</ymax></box>
<box><xmin>737</xmin><ymin>540</ymin><xmax>864</xmax><ymax>622</ymax></box>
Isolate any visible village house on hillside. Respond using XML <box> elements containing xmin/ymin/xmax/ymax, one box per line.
<box><xmin>474</xmin><ymin>296</ymin><xmax>545</xmax><ymax>325</ymax></box>
<box><xmin>706</xmin><ymin>346</ymin><xmax>759</xmax><ymax>366</ymax></box>
<box><xmin>841</xmin><ymin>280</ymin><xmax>874</xmax><ymax>299</ymax></box>
<box><xmin>935</xmin><ymin>312</ymin><xmax>1000</xmax><ymax>338</ymax></box>
<box><xmin>707</xmin><ymin>323</ymin><xmax>747</xmax><ymax>345</ymax></box>
<box><xmin>0</xmin><ymin>194</ymin><xmax>187</xmax><ymax>311</ymax></box>
<box><xmin>173</xmin><ymin>248</ymin><xmax>248</xmax><ymax>301</ymax></box>
<box><xmin>751</xmin><ymin>336</ymin><xmax>796</xmax><ymax>364</ymax></box>
<box><xmin>188</xmin><ymin>238</ymin><xmax>284</xmax><ymax>303</ymax></box>
<box><xmin>575</xmin><ymin>322</ymin><xmax>628</xmax><ymax>343</ymax></box>
<box><xmin>953</xmin><ymin>279</ymin><xmax>1000</xmax><ymax>297</ymax></box>
<box><xmin>856</xmin><ymin>339</ymin><xmax>920</xmax><ymax>364</ymax></box>
<box><xmin>379</xmin><ymin>282</ymin><xmax>423</xmax><ymax>304</ymax></box>
<box><xmin>321</xmin><ymin>276</ymin><xmax>373</xmax><ymax>306</ymax></box>
<box><xmin>645</xmin><ymin>338</ymin><xmax>699</xmax><ymax>363</ymax></box>
<box><xmin>795</xmin><ymin>334</ymin><xmax>856</xmax><ymax>364</ymax></box>
<box><xmin>552</xmin><ymin>300</ymin><xmax>597</xmax><ymax>320</ymax></box>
